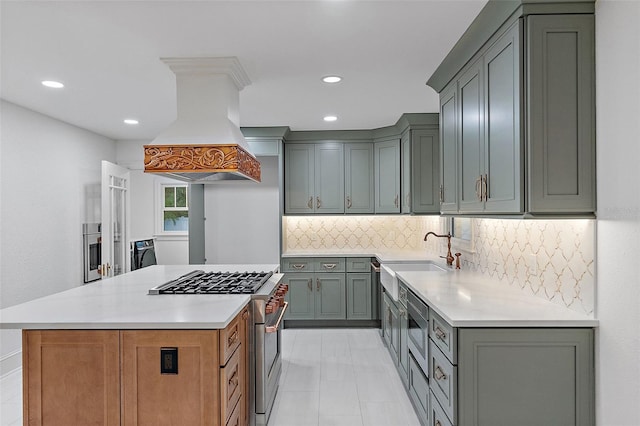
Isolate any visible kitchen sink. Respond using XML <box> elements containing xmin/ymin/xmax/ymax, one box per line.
<box><xmin>380</xmin><ymin>261</ymin><xmax>449</xmax><ymax>301</ymax></box>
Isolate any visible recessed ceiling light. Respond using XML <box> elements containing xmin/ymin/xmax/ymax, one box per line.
<box><xmin>322</xmin><ymin>75</ymin><xmax>342</xmax><ymax>84</ymax></box>
<box><xmin>124</xmin><ymin>119</ymin><xmax>139</xmax><ymax>125</ymax></box>
<box><xmin>41</xmin><ymin>80</ymin><xmax>64</xmax><ymax>89</ymax></box>
<box><xmin>324</xmin><ymin>115</ymin><xmax>338</xmax><ymax>122</ymax></box>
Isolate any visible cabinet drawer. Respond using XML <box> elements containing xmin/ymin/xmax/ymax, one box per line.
<box><xmin>429</xmin><ymin>310</ymin><xmax>457</xmax><ymax>363</ymax></box>
<box><xmin>315</xmin><ymin>257</ymin><xmax>346</xmax><ymax>272</ymax></box>
<box><xmin>429</xmin><ymin>340</ymin><xmax>457</xmax><ymax>424</ymax></box>
<box><xmin>225</xmin><ymin>391</ymin><xmax>242</xmax><ymax>426</ymax></box>
<box><xmin>220</xmin><ymin>347</ymin><xmax>242</xmax><ymax>425</ymax></box>
<box><xmin>430</xmin><ymin>391</ymin><xmax>454</xmax><ymax>426</ymax></box>
<box><xmin>346</xmin><ymin>257</ymin><xmax>371</xmax><ymax>273</ymax></box>
<box><xmin>281</xmin><ymin>257</ymin><xmax>314</xmax><ymax>272</ymax></box>
<box><xmin>220</xmin><ymin>312</ymin><xmax>242</xmax><ymax>365</ymax></box>
<box><xmin>408</xmin><ymin>353</ymin><xmax>429</xmax><ymax>425</ymax></box>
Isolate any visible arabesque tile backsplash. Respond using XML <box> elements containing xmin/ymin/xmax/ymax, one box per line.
<box><xmin>282</xmin><ymin>216</ymin><xmax>595</xmax><ymax>315</ymax></box>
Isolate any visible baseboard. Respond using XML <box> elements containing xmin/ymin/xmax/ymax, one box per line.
<box><xmin>1</xmin><ymin>350</ymin><xmax>22</xmax><ymax>378</ymax></box>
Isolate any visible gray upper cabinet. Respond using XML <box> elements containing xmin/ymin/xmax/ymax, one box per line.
<box><xmin>458</xmin><ymin>58</ymin><xmax>485</xmax><ymax>213</ymax></box>
<box><xmin>344</xmin><ymin>143</ymin><xmax>375</xmax><ymax>214</ymax></box>
<box><xmin>402</xmin><ymin>126</ymin><xmax>440</xmax><ymax>214</ymax></box>
<box><xmin>440</xmin><ymin>83</ymin><xmax>458</xmax><ymax>213</ymax></box>
<box><xmin>284</xmin><ymin>143</ymin><xmax>344</xmax><ymax>214</ymax></box>
<box><xmin>527</xmin><ymin>14</ymin><xmax>595</xmax><ymax>214</ymax></box>
<box><xmin>375</xmin><ymin>139</ymin><xmax>401</xmax><ymax>213</ymax></box>
<box><xmin>315</xmin><ymin>144</ymin><xmax>345</xmax><ymax>214</ymax></box>
<box><xmin>428</xmin><ymin>1</ymin><xmax>596</xmax><ymax>216</ymax></box>
<box><xmin>284</xmin><ymin>144</ymin><xmax>315</xmax><ymax>214</ymax></box>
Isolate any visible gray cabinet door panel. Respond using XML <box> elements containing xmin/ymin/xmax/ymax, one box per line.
<box><xmin>527</xmin><ymin>14</ymin><xmax>595</xmax><ymax>213</ymax></box>
<box><xmin>401</xmin><ymin>130</ymin><xmax>412</xmax><ymax>213</ymax></box>
<box><xmin>346</xmin><ymin>273</ymin><xmax>372</xmax><ymax>320</ymax></box>
<box><xmin>412</xmin><ymin>129</ymin><xmax>440</xmax><ymax>214</ymax></box>
<box><xmin>440</xmin><ymin>83</ymin><xmax>458</xmax><ymax>213</ymax></box>
<box><xmin>458</xmin><ymin>60</ymin><xmax>484</xmax><ymax>213</ymax></box>
<box><xmin>344</xmin><ymin>143</ymin><xmax>375</xmax><ymax>214</ymax></box>
<box><xmin>285</xmin><ymin>273</ymin><xmax>315</xmax><ymax>320</ymax></box>
<box><xmin>484</xmin><ymin>21</ymin><xmax>523</xmax><ymax>213</ymax></box>
<box><xmin>374</xmin><ymin>139</ymin><xmax>401</xmax><ymax>213</ymax></box>
<box><xmin>315</xmin><ymin>273</ymin><xmax>346</xmax><ymax>320</ymax></box>
<box><xmin>458</xmin><ymin>328</ymin><xmax>594</xmax><ymax>426</ymax></box>
<box><xmin>315</xmin><ymin>143</ymin><xmax>345</xmax><ymax>214</ymax></box>
<box><xmin>284</xmin><ymin>144</ymin><xmax>314</xmax><ymax>214</ymax></box>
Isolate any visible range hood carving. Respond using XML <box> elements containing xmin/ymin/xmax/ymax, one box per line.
<box><xmin>144</xmin><ymin>57</ymin><xmax>260</xmax><ymax>183</ymax></box>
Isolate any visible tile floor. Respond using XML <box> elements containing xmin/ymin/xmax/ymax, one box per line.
<box><xmin>0</xmin><ymin>328</ymin><xmax>420</xmax><ymax>426</ymax></box>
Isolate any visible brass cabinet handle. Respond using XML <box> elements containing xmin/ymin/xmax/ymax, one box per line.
<box><xmin>475</xmin><ymin>175</ymin><xmax>482</xmax><ymax>201</ymax></box>
<box><xmin>291</xmin><ymin>264</ymin><xmax>306</xmax><ymax>270</ymax></box>
<box><xmin>440</xmin><ymin>184</ymin><xmax>444</xmax><ymax>203</ymax></box>
<box><xmin>316</xmin><ymin>197</ymin><xmax>322</xmax><ymax>209</ymax></box>
<box><xmin>346</xmin><ymin>196</ymin><xmax>352</xmax><ymax>209</ymax></box>
<box><xmin>228</xmin><ymin>329</ymin><xmax>238</xmax><ymax>347</ymax></box>
<box><xmin>434</xmin><ymin>366</ymin><xmax>447</xmax><ymax>381</ymax></box>
<box><xmin>307</xmin><ymin>196</ymin><xmax>313</xmax><ymax>209</ymax></box>
<box><xmin>394</xmin><ymin>194</ymin><xmax>399</xmax><ymax>208</ymax></box>
<box><xmin>405</xmin><ymin>193</ymin><xmax>411</xmax><ymax>207</ymax></box>
<box><xmin>307</xmin><ymin>278</ymin><xmax>312</xmax><ymax>291</ymax></box>
<box><xmin>434</xmin><ymin>326</ymin><xmax>447</xmax><ymax>341</ymax></box>
<box><xmin>435</xmin><ymin>421</ymin><xmax>442</xmax><ymax>426</ymax></box>
<box><xmin>483</xmin><ymin>173</ymin><xmax>488</xmax><ymax>201</ymax></box>
<box><xmin>322</xmin><ymin>263</ymin><xmax>337</xmax><ymax>270</ymax></box>
<box><xmin>316</xmin><ymin>278</ymin><xmax>321</xmax><ymax>291</ymax></box>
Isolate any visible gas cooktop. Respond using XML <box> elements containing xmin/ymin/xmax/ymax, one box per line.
<box><xmin>148</xmin><ymin>270</ymin><xmax>273</xmax><ymax>295</ymax></box>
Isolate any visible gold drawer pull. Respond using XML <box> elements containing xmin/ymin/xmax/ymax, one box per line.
<box><xmin>227</xmin><ymin>330</ymin><xmax>238</xmax><ymax>347</ymax></box>
<box><xmin>322</xmin><ymin>263</ymin><xmax>337</xmax><ymax>270</ymax></box>
<box><xmin>435</xmin><ymin>421</ymin><xmax>442</xmax><ymax>426</ymax></box>
<box><xmin>346</xmin><ymin>196</ymin><xmax>352</xmax><ymax>209</ymax></box>
<box><xmin>434</xmin><ymin>326</ymin><xmax>447</xmax><ymax>341</ymax></box>
<box><xmin>307</xmin><ymin>197</ymin><xmax>313</xmax><ymax>209</ymax></box>
<box><xmin>291</xmin><ymin>263</ymin><xmax>306</xmax><ymax>270</ymax></box>
<box><xmin>434</xmin><ymin>366</ymin><xmax>447</xmax><ymax>381</ymax></box>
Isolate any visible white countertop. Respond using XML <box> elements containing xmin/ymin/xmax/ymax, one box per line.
<box><xmin>283</xmin><ymin>249</ymin><xmax>596</xmax><ymax>327</ymax></box>
<box><xmin>396</xmin><ymin>269</ymin><xmax>598</xmax><ymax>327</ymax></box>
<box><xmin>0</xmin><ymin>264</ymin><xmax>281</xmax><ymax>330</ymax></box>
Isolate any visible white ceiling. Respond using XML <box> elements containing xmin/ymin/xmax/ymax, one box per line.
<box><xmin>1</xmin><ymin>0</ymin><xmax>487</xmax><ymax>141</ymax></box>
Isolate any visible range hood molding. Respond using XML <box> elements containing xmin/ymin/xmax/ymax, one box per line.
<box><xmin>144</xmin><ymin>57</ymin><xmax>261</xmax><ymax>183</ymax></box>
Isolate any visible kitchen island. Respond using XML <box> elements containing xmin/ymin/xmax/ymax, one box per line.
<box><xmin>0</xmin><ymin>264</ymin><xmax>282</xmax><ymax>426</ymax></box>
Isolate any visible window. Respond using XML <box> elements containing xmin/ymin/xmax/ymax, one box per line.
<box><xmin>162</xmin><ymin>184</ymin><xmax>188</xmax><ymax>232</ymax></box>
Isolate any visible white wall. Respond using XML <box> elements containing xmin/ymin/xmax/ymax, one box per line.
<box><xmin>116</xmin><ymin>139</ymin><xmax>189</xmax><ymax>265</ymax></box>
<box><xmin>0</xmin><ymin>100</ymin><xmax>116</xmax><ymax>364</ymax></box>
<box><xmin>595</xmin><ymin>1</ymin><xmax>640</xmax><ymax>424</ymax></box>
<box><xmin>204</xmin><ymin>156</ymin><xmax>280</xmax><ymax>264</ymax></box>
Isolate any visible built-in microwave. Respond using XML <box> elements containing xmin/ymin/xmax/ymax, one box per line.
<box><xmin>82</xmin><ymin>223</ymin><xmax>101</xmax><ymax>283</ymax></box>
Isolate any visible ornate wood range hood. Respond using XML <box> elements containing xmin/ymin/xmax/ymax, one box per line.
<box><xmin>144</xmin><ymin>57</ymin><xmax>260</xmax><ymax>183</ymax></box>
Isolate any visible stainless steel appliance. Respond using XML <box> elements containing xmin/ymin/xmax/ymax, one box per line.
<box><xmin>148</xmin><ymin>269</ymin><xmax>288</xmax><ymax>426</ymax></box>
<box><xmin>407</xmin><ymin>288</ymin><xmax>429</xmax><ymax>376</ymax></box>
<box><xmin>130</xmin><ymin>238</ymin><xmax>157</xmax><ymax>271</ymax></box>
<box><xmin>82</xmin><ymin>223</ymin><xmax>101</xmax><ymax>283</ymax></box>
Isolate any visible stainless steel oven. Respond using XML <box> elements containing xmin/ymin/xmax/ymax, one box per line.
<box><xmin>82</xmin><ymin>223</ymin><xmax>101</xmax><ymax>283</ymax></box>
<box><xmin>253</xmin><ymin>298</ymin><xmax>288</xmax><ymax>426</ymax></box>
<box><xmin>407</xmin><ymin>289</ymin><xmax>429</xmax><ymax>376</ymax></box>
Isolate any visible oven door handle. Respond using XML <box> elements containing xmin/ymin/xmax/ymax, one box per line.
<box><xmin>265</xmin><ymin>301</ymin><xmax>289</xmax><ymax>333</ymax></box>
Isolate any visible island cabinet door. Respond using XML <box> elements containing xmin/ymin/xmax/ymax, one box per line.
<box><xmin>22</xmin><ymin>330</ymin><xmax>121</xmax><ymax>426</ymax></box>
<box><xmin>121</xmin><ymin>330</ymin><xmax>220</xmax><ymax>426</ymax></box>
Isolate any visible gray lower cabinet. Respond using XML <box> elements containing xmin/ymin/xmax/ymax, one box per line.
<box><xmin>346</xmin><ymin>273</ymin><xmax>372</xmax><ymax>320</ymax></box>
<box><xmin>382</xmin><ymin>290</ymin><xmax>409</xmax><ymax>386</ymax></box>
<box><xmin>283</xmin><ymin>272</ymin><xmax>345</xmax><ymax>320</ymax></box>
<box><xmin>388</xmin><ymin>301</ymin><xmax>594</xmax><ymax>426</ymax></box>
<box><xmin>374</xmin><ymin>139</ymin><xmax>401</xmax><ymax>213</ymax></box>
<box><xmin>457</xmin><ymin>328</ymin><xmax>594</xmax><ymax>426</ymax></box>
<box><xmin>284</xmin><ymin>257</ymin><xmax>376</xmax><ymax>322</ymax></box>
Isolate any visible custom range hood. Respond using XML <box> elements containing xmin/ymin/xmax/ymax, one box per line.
<box><xmin>144</xmin><ymin>57</ymin><xmax>260</xmax><ymax>183</ymax></box>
